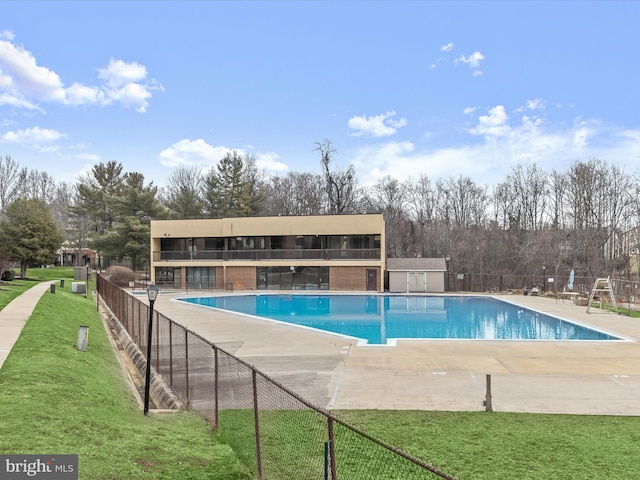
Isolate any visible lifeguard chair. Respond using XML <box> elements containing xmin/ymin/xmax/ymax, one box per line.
<box><xmin>586</xmin><ymin>276</ymin><xmax>618</xmax><ymax>313</ymax></box>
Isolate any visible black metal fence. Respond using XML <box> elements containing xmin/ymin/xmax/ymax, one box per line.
<box><xmin>96</xmin><ymin>275</ymin><xmax>455</xmax><ymax>479</ymax></box>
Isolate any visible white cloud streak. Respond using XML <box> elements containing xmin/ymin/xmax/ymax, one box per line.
<box><xmin>256</xmin><ymin>152</ymin><xmax>288</xmax><ymax>172</ymax></box>
<box><xmin>1</xmin><ymin>126</ymin><xmax>64</xmax><ymax>144</ymax></box>
<box><xmin>159</xmin><ymin>139</ymin><xmax>236</xmax><ymax>168</ymax></box>
<box><xmin>348</xmin><ymin>111</ymin><xmax>407</xmax><ymax>138</ymax></box>
<box><xmin>158</xmin><ymin>139</ymin><xmax>290</xmax><ymax>173</ymax></box>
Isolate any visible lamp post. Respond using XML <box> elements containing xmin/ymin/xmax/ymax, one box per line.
<box><xmin>144</xmin><ymin>284</ymin><xmax>160</xmax><ymax>416</ymax></box>
<box><xmin>445</xmin><ymin>255</ymin><xmax>451</xmax><ymax>292</ymax></box>
<box><xmin>542</xmin><ymin>265</ymin><xmax>546</xmax><ymax>292</ymax></box>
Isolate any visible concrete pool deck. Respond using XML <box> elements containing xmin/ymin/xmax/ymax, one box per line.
<box><xmin>150</xmin><ymin>292</ymin><xmax>640</xmax><ymax>416</ymax></box>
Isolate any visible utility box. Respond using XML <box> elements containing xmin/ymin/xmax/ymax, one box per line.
<box><xmin>72</xmin><ymin>282</ymin><xmax>87</xmax><ymax>294</ymax></box>
<box><xmin>74</xmin><ymin>266</ymin><xmax>90</xmax><ymax>280</ymax></box>
<box><xmin>76</xmin><ymin>326</ymin><xmax>89</xmax><ymax>351</ymax></box>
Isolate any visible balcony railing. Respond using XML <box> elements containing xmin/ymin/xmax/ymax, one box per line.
<box><xmin>153</xmin><ymin>248</ymin><xmax>381</xmax><ymax>262</ymax></box>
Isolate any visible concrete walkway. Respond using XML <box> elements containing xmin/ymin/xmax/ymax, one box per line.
<box><xmin>0</xmin><ymin>281</ymin><xmax>52</xmax><ymax>370</ymax></box>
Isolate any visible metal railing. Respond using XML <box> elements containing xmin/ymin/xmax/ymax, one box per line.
<box><xmin>153</xmin><ymin>248</ymin><xmax>381</xmax><ymax>262</ymax></box>
<box><xmin>96</xmin><ymin>276</ymin><xmax>454</xmax><ymax>479</ymax></box>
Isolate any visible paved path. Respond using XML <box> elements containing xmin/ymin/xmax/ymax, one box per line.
<box><xmin>0</xmin><ymin>282</ymin><xmax>52</xmax><ymax>370</ymax></box>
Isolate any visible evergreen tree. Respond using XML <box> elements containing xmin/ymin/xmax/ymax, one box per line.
<box><xmin>0</xmin><ymin>198</ymin><xmax>65</xmax><ymax>278</ymax></box>
<box><xmin>203</xmin><ymin>151</ymin><xmax>262</xmax><ymax>217</ymax></box>
<box><xmin>97</xmin><ymin>172</ymin><xmax>164</xmax><ymax>270</ymax></box>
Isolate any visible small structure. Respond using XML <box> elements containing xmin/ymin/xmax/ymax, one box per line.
<box><xmin>586</xmin><ymin>276</ymin><xmax>618</xmax><ymax>313</ymax></box>
<box><xmin>387</xmin><ymin>258</ymin><xmax>447</xmax><ymax>293</ymax></box>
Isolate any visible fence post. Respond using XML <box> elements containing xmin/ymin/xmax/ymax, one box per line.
<box><xmin>155</xmin><ymin>310</ymin><xmax>160</xmax><ymax>371</ymax></box>
<box><xmin>252</xmin><ymin>368</ymin><xmax>264</xmax><ymax>480</ymax></box>
<box><xmin>213</xmin><ymin>346</ymin><xmax>219</xmax><ymax>429</ymax></box>
<box><xmin>327</xmin><ymin>417</ymin><xmax>338</xmax><ymax>480</ymax></box>
<box><xmin>485</xmin><ymin>374</ymin><xmax>493</xmax><ymax>412</ymax></box>
<box><xmin>169</xmin><ymin>322</ymin><xmax>173</xmax><ymax>387</ymax></box>
<box><xmin>185</xmin><ymin>329</ymin><xmax>190</xmax><ymax>401</ymax></box>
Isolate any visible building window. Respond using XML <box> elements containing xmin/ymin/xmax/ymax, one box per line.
<box><xmin>257</xmin><ymin>266</ymin><xmax>329</xmax><ymax>290</ymax></box>
<box><xmin>155</xmin><ymin>267</ymin><xmax>181</xmax><ymax>288</ymax></box>
<box><xmin>186</xmin><ymin>267</ymin><xmax>215</xmax><ymax>289</ymax></box>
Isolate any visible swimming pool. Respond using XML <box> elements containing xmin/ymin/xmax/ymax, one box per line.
<box><xmin>179</xmin><ymin>294</ymin><xmax>619</xmax><ymax>345</ymax></box>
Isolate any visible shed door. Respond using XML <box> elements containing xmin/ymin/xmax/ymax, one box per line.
<box><xmin>408</xmin><ymin>272</ymin><xmax>426</xmax><ymax>292</ymax></box>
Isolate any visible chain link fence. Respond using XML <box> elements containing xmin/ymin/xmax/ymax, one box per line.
<box><xmin>97</xmin><ymin>275</ymin><xmax>455</xmax><ymax>479</ymax></box>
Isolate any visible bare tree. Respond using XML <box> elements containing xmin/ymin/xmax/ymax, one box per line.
<box><xmin>0</xmin><ymin>156</ymin><xmax>21</xmax><ymax>214</ymax></box>
<box><xmin>363</xmin><ymin>176</ymin><xmax>411</xmax><ymax>257</ymax></box>
<box><xmin>315</xmin><ymin>140</ymin><xmax>360</xmax><ymax>214</ymax></box>
<box><xmin>163</xmin><ymin>165</ymin><xmax>205</xmax><ymax>218</ymax></box>
<box><xmin>437</xmin><ymin>176</ymin><xmax>489</xmax><ymax>229</ymax></box>
<box><xmin>262</xmin><ymin>172</ymin><xmax>326</xmax><ymax>216</ymax></box>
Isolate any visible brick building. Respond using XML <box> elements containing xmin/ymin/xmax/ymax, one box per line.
<box><xmin>150</xmin><ymin>214</ymin><xmax>385</xmax><ymax>291</ymax></box>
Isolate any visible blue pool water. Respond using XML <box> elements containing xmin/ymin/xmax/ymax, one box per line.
<box><xmin>179</xmin><ymin>295</ymin><xmax>619</xmax><ymax>345</ymax></box>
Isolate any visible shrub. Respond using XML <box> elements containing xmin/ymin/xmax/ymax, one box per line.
<box><xmin>103</xmin><ymin>266</ymin><xmax>135</xmax><ymax>287</ymax></box>
<box><xmin>1</xmin><ymin>269</ymin><xmax>15</xmax><ymax>281</ymax></box>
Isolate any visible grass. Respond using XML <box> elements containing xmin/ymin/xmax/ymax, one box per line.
<box><xmin>0</xmin><ymin>275</ymin><xmax>250</xmax><ymax>480</ymax></box>
<box><xmin>336</xmin><ymin>410</ymin><xmax>640</xmax><ymax>479</ymax></box>
<box><xmin>214</xmin><ymin>407</ymin><xmax>640</xmax><ymax>479</ymax></box>
<box><xmin>0</xmin><ymin>267</ymin><xmax>84</xmax><ymax>310</ymax></box>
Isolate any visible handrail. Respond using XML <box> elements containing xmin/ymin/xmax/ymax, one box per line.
<box><xmin>153</xmin><ymin>248</ymin><xmax>381</xmax><ymax>261</ymax></box>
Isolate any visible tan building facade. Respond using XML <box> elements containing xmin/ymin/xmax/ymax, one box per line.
<box><xmin>150</xmin><ymin>214</ymin><xmax>385</xmax><ymax>291</ymax></box>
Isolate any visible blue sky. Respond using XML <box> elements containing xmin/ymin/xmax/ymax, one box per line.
<box><xmin>1</xmin><ymin>1</ymin><xmax>639</xmax><ymax>189</ymax></box>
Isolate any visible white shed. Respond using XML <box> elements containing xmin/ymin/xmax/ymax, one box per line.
<box><xmin>387</xmin><ymin>258</ymin><xmax>447</xmax><ymax>293</ymax></box>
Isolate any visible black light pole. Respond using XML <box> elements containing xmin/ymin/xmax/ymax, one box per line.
<box><xmin>445</xmin><ymin>255</ymin><xmax>451</xmax><ymax>292</ymax></box>
<box><xmin>144</xmin><ymin>284</ymin><xmax>160</xmax><ymax>415</ymax></box>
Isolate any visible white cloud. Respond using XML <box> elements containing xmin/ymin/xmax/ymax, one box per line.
<box><xmin>440</xmin><ymin>42</ymin><xmax>454</xmax><ymax>52</ymax></box>
<box><xmin>463</xmin><ymin>106</ymin><xmax>477</xmax><ymax>115</ymax></box>
<box><xmin>0</xmin><ymin>35</ymin><xmax>162</xmax><ymax>113</ymax></box>
<box><xmin>348</xmin><ymin>111</ymin><xmax>407</xmax><ymax>138</ymax></box>
<box><xmin>456</xmin><ymin>51</ymin><xmax>485</xmax><ymax>68</ymax></box>
<box><xmin>0</xmin><ymin>92</ymin><xmax>40</xmax><ymax>110</ymax></box>
<box><xmin>65</xmin><ymin>83</ymin><xmax>106</xmax><ymax>106</ymax></box>
<box><xmin>0</xmin><ymin>31</ymin><xmax>15</xmax><ymax>41</ymax></box>
<box><xmin>1</xmin><ymin>126</ymin><xmax>64</xmax><ymax>144</ymax></box>
<box><xmin>75</xmin><ymin>152</ymin><xmax>101</xmax><ymax>162</ymax></box>
<box><xmin>160</xmin><ymin>139</ymin><xmax>290</xmax><ymax>173</ymax></box>
<box><xmin>515</xmin><ymin>98</ymin><xmax>546</xmax><ymax>113</ymax></box>
<box><xmin>97</xmin><ymin>58</ymin><xmax>147</xmax><ymax>88</ymax></box>
<box><xmin>526</xmin><ymin>98</ymin><xmax>545</xmax><ymax>111</ymax></box>
<box><xmin>96</xmin><ymin>58</ymin><xmax>163</xmax><ymax>113</ymax></box>
<box><xmin>455</xmin><ymin>51</ymin><xmax>485</xmax><ymax>76</ymax></box>
<box><xmin>0</xmin><ymin>36</ymin><xmax>66</xmax><ymax>102</ymax></box>
<box><xmin>159</xmin><ymin>139</ymin><xmax>239</xmax><ymax>167</ymax></box>
<box><xmin>470</xmin><ymin>105</ymin><xmax>509</xmax><ymax>137</ymax></box>
<box><xmin>106</xmin><ymin>81</ymin><xmax>154</xmax><ymax>113</ymax></box>
<box><xmin>256</xmin><ymin>152</ymin><xmax>288</xmax><ymax>172</ymax></box>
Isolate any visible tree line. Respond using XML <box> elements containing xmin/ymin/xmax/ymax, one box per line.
<box><xmin>0</xmin><ymin>140</ymin><xmax>638</xmax><ymax>285</ymax></box>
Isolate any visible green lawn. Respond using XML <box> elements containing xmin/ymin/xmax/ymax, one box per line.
<box><xmin>337</xmin><ymin>409</ymin><xmax>640</xmax><ymax>479</ymax></box>
<box><xmin>0</xmin><ymin>277</ymin><xmax>249</xmax><ymax>480</ymax></box>
<box><xmin>3</xmin><ymin>274</ymin><xmax>640</xmax><ymax>479</ymax></box>
<box><xmin>0</xmin><ymin>267</ymin><xmax>75</xmax><ymax>309</ymax></box>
